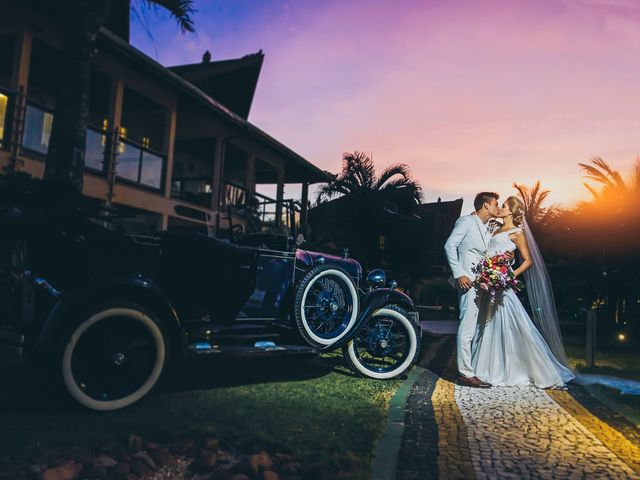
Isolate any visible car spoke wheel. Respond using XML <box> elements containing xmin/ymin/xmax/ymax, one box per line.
<box><xmin>61</xmin><ymin>303</ymin><xmax>166</xmax><ymax>411</ymax></box>
<box><xmin>344</xmin><ymin>306</ymin><xmax>420</xmax><ymax>379</ymax></box>
<box><xmin>295</xmin><ymin>265</ymin><xmax>359</xmax><ymax>347</ymax></box>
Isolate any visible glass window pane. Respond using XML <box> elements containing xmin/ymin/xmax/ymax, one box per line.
<box><xmin>116</xmin><ymin>142</ymin><xmax>141</xmax><ymax>182</ymax></box>
<box><xmin>22</xmin><ymin>105</ymin><xmax>52</xmax><ymax>154</ymax></box>
<box><xmin>85</xmin><ymin>128</ymin><xmax>106</xmax><ymax>172</ymax></box>
<box><xmin>0</xmin><ymin>93</ymin><xmax>7</xmax><ymax>147</ymax></box>
<box><xmin>140</xmin><ymin>151</ymin><xmax>163</xmax><ymax>189</ymax></box>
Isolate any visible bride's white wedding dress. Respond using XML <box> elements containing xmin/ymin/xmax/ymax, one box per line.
<box><xmin>471</xmin><ymin>227</ymin><xmax>575</xmax><ymax>388</ymax></box>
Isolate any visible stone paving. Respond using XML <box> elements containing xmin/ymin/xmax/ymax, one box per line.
<box><xmin>455</xmin><ymin>385</ymin><xmax>638</xmax><ymax>479</ymax></box>
<box><xmin>394</xmin><ymin>342</ymin><xmax>640</xmax><ymax>480</ymax></box>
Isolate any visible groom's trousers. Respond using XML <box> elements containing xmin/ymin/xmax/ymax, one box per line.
<box><xmin>457</xmin><ymin>286</ymin><xmax>479</xmax><ymax>378</ymax></box>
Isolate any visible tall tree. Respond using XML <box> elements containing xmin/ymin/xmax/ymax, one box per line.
<box><xmin>38</xmin><ymin>0</ymin><xmax>195</xmax><ymax>191</ymax></box>
<box><xmin>316</xmin><ymin>151</ymin><xmax>423</xmax><ymax>205</ymax></box>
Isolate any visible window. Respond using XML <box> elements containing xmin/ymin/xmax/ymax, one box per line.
<box><xmin>22</xmin><ymin>104</ymin><xmax>53</xmax><ymax>154</ymax></box>
<box><xmin>116</xmin><ymin>140</ymin><xmax>164</xmax><ymax>190</ymax></box>
<box><xmin>85</xmin><ymin>128</ymin><xmax>107</xmax><ymax>172</ymax></box>
<box><xmin>0</xmin><ymin>92</ymin><xmax>8</xmax><ymax>148</ymax></box>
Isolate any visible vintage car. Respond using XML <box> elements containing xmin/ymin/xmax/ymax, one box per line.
<box><xmin>0</xmin><ymin>177</ymin><xmax>421</xmax><ymax>411</ymax></box>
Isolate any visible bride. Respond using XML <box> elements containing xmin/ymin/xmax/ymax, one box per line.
<box><xmin>472</xmin><ymin>196</ymin><xmax>575</xmax><ymax>388</ymax></box>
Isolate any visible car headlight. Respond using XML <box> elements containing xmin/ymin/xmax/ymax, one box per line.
<box><xmin>367</xmin><ymin>268</ymin><xmax>386</xmax><ymax>289</ymax></box>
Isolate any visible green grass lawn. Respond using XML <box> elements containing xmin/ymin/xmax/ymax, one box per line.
<box><xmin>0</xmin><ymin>354</ymin><xmax>404</xmax><ymax>479</ymax></box>
<box><xmin>565</xmin><ymin>343</ymin><xmax>640</xmax><ymax>381</ymax></box>
<box><xmin>565</xmin><ymin>343</ymin><xmax>640</xmax><ymax>427</ymax></box>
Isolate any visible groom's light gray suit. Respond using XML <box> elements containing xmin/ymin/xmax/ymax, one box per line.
<box><xmin>444</xmin><ymin>214</ymin><xmax>491</xmax><ymax>377</ymax></box>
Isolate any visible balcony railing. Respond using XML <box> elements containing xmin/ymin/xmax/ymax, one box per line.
<box><xmin>220</xmin><ymin>180</ymin><xmax>301</xmax><ymax>238</ymax></box>
<box><xmin>171</xmin><ymin>176</ymin><xmax>213</xmax><ymax>209</ymax></box>
<box><xmin>17</xmin><ymin>101</ymin><xmax>166</xmax><ymax>191</ymax></box>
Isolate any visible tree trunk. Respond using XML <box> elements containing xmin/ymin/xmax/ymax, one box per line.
<box><xmin>44</xmin><ymin>0</ymin><xmax>110</xmax><ymax>191</ymax></box>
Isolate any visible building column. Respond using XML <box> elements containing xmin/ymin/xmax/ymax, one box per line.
<box><xmin>245</xmin><ymin>152</ymin><xmax>256</xmax><ymax>196</ymax></box>
<box><xmin>163</xmin><ymin>106</ymin><xmax>177</xmax><ymax>200</ymax></box>
<box><xmin>300</xmin><ymin>181</ymin><xmax>309</xmax><ymax>235</ymax></box>
<box><xmin>10</xmin><ymin>30</ymin><xmax>32</xmax><ymax>93</ymax></box>
<box><xmin>6</xmin><ymin>30</ymin><xmax>32</xmax><ymax>172</ymax></box>
<box><xmin>275</xmin><ymin>167</ymin><xmax>285</xmax><ymax>228</ymax></box>
<box><xmin>105</xmin><ymin>78</ymin><xmax>124</xmax><ymax>205</ymax></box>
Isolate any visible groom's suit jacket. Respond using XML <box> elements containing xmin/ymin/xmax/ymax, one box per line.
<box><xmin>444</xmin><ymin>214</ymin><xmax>491</xmax><ymax>282</ymax></box>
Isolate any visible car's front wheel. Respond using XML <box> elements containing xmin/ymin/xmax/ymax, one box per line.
<box><xmin>294</xmin><ymin>264</ymin><xmax>359</xmax><ymax>348</ymax></box>
<box><xmin>343</xmin><ymin>305</ymin><xmax>420</xmax><ymax>379</ymax></box>
<box><xmin>59</xmin><ymin>301</ymin><xmax>167</xmax><ymax>411</ymax></box>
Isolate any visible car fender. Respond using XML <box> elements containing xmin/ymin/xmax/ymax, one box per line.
<box><xmin>32</xmin><ymin>274</ymin><xmax>184</xmax><ymax>358</ymax></box>
<box><xmin>318</xmin><ymin>288</ymin><xmax>417</xmax><ymax>351</ymax></box>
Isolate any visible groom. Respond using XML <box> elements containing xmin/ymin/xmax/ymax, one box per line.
<box><xmin>444</xmin><ymin>192</ymin><xmax>503</xmax><ymax>388</ymax></box>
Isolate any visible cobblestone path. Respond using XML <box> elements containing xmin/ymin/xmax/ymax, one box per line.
<box><xmin>395</xmin><ymin>341</ymin><xmax>640</xmax><ymax>480</ymax></box>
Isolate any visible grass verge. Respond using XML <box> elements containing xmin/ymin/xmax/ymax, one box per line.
<box><xmin>0</xmin><ymin>355</ymin><xmax>401</xmax><ymax>479</ymax></box>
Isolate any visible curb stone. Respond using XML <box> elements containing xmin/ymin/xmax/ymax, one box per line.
<box><xmin>371</xmin><ymin>335</ymin><xmax>448</xmax><ymax>480</ymax></box>
<box><xmin>370</xmin><ymin>365</ymin><xmax>425</xmax><ymax>480</ymax></box>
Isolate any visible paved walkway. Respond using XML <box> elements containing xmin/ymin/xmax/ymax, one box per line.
<box><xmin>393</xmin><ymin>339</ymin><xmax>640</xmax><ymax>480</ymax></box>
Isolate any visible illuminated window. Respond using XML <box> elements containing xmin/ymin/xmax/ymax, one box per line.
<box><xmin>379</xmin><ymin>235</ymin><xmax>386</xmax><ymax>251</ymax></box>
<box><xmin>0</xmin><ymin>93</ymin><xmax>7</xmax><ymax>147</ymax></box>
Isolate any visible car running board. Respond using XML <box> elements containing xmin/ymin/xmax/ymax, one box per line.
<box><xmin>187</xmin><ymin>341</ymin><xmax>316</xmax><ymax>357</ymax></box>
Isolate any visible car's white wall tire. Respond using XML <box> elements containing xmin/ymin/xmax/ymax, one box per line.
<box><xmin>345</xmin><ymin>307</ymin><xmax>418</xmax><ymax>380</ymax></box>
<box><xmin>295</xmin><ymin>265</ymin><xmax>359</xmax><ymax>347</ymax></box>
<box><xmin>61</xmin><ymin>305</ymin><xmax>166</xmax><ymax>411</ymax></box>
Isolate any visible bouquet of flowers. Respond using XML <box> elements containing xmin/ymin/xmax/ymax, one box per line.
<box><xmin>472</xmin><ymin>252</ymin><xmax>524</xmax><ymax>301</ymax></box>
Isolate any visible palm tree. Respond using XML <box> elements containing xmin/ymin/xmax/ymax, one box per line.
<box><xmin>316</xmin><ymin>151</ymin><xmax>423</xmax><ymax>205</ymax></box>
<box><xmin>578</xmin><ymin>157</ymin><xmax>633</xmax><ymax>204</ymax></box>
<box><xmin>512</xmin><ymin>181</ymin><xmax>557</xmax><ymax>225</ymax></box>
<box><xmin>34</xmin><ymin>0</ymin><xmax>195</xmax><ymax>191</ymax></box>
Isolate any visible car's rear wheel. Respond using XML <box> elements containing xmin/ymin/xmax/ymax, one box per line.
<box><xmin>343</xmin><ymin>305</ymin><xmax>420</xmax><ymax>379</ymax></box>
<box><xmin>294</xmin><ymin>264</ymin><xmax>359</xmax><ymax>348</ymax></box>
<box><xmin>59</xmin><ymin>301</ymin><xmax>167</xmax><ymax>411</ymax></box>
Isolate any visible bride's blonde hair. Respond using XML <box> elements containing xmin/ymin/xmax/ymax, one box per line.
<box><xmin>505</xmin><ymin>196</ymin><xmax>525</xmax><ymax>227</ymax></box>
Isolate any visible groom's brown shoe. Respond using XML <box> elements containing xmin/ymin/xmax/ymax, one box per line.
<box><xmin>473</xmin><ymin>376</ymin><xmax>492</xmax><ymax>388</ymax></box>
<box><xmin>457</xmin><ymin>375</ymin><xmax>491</xmax><ymax>388</ymax></box>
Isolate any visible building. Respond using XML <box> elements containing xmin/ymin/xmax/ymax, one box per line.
<box><xmin>308</xmin><ymin>188</ymin><xmax>462</xmax><ymax>286</ymax></box>
<box><xmin>415</xmin><ymin>197</ymin><xmax>464</xmax><ymax>272</ymax></box>
<box><xmin>0</xmin><ymin>3</ymin><xmax>331</xmax><ymax>237</ymax></box>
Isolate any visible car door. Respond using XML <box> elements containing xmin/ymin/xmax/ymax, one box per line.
<box><xmin>236</xmin><ymin>249</ymin><xmax>296</xmax><ymax>320</ymax></box>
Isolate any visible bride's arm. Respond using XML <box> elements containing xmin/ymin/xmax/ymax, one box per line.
<box><xmin>512</xmin><ymin>232</ymin><xmax>533</xmax><ymax>277</ymax></box>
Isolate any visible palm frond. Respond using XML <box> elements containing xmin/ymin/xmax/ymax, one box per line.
<box><xmin>374</xmin><ymin>164</ymin><xmax>411</xmax><ymax>190</ymax></box>
<box><xmin>380</xmin><ymin>178</ymin><xmax>423</xmax><ymax>203</ymax></box>
<box><xmin>582</xmin><ymin>182</ymin><xmax>600</xmax><ymax>200</ymax></box>
<box><xmin>315</xmin><ymin>179</ymin><xmax>354</xmax><ymax>204</ymax></box>
<box><xmin>343</xmin><ymin>151</ymin><xmax>375</xmax><ymax>190</ymax></box>
<box><xmin>144</xmin><ymin>0</ymin><xmax>196</xmax><ymax>32</ymax></box>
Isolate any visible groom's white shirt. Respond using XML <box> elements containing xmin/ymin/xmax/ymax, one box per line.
<box><xmin>444</xmin><ymin>214</ymin><xmax>490</xmax><ymax>282</ymax></box>
<box><xmin>444</xmin><ymin>213</ymin><xmax>491</xmax><ymax>378</ymax></box>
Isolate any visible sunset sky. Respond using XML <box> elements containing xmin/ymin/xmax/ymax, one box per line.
<box><xmin>131</xmin><ymin>0</ymin><xmax>640</xmax><ymax>212</ymax></box>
